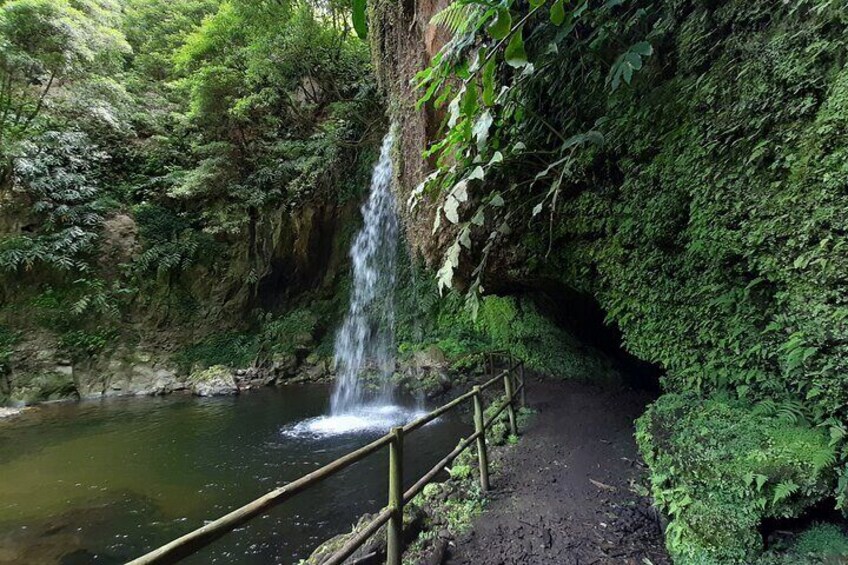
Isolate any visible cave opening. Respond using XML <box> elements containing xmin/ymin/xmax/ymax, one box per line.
<box><xmin>515</xmin><ymin>279</ymin><xmax>664</xmax><ymax>393</ymax></box>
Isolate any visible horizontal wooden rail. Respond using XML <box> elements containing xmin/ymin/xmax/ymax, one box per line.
<box><xmin>403</xmin><ymin>369</ymin><xmax>505</xmax><ymax>434</ymax></box>
<box><xmin>323</xmin><ymin>506</ymin><xmax>393</xmax><ymax>565</ymax></box>
<box><xmin>127</xmin><ymin>351</ymin><xmax>526</xmax><ymax>565</ymax></box>
<box><xmin>403</xmin><ymin>430</ymin><xmax>483</xmax><ymax>504</ymax></box>
<box><xmin>126</xmin><ymin>434</ymin><xmax>393</xmax><ymax>565</ymax></box>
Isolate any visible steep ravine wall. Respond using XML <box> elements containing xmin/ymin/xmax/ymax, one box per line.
<box><xmin>370</xmin><ymin>0</ymin><xmax>451</xmax><ymax>265</ymax></box>
<box><xmin>0</xmin><ymin>199</ymin><xmax>361</xmax><ymax>405</ymax></box>
<box><xmin>374</xmin><ymin>1</ymin><xmax>848</xmax><ymax>562</ymax></box>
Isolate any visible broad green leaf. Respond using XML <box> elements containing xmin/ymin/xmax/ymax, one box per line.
<box><xmin>352</xmin><ymin>0</ymin><xmax>368</xmax><ymax>39</ymax></box>
<box><xmin>468</xmin><ymin>165</ymin><xmax>485</xmax><ymax>181</ymax></box>
<box><xmin>622</xmin><ymin>62</ymin><xmax>634</xmax><ymax>84</ymax></box>
<box><xmin>471</xmin><ymin>208</ymin><xmax>485</xmax><ymax>226</ymax></box>
<box><xmin>462</xmin><ymin>82</ymin><xmax>478</xmax><ymax>118</ymax></box>
<box><xmin>452</xmin><ymin>180</ymin><xmax>469</xmax><ymax>202</ymax></box>
<box><xmin>504</xmin><ymin>28</ymin><xmax>528</xmax><ymax>68</ymax></box>
<box><xmin>459</xmin><ymin>226</ymin><xmax>472</xmax><ymax>249</ymax></box>
<box><xmin>625</xmin><ymin>51</ymin><xmax>643</xmax><ymax>70</ymax></box>
<box><xmin>432</xmin><ymin>207</ymin><xmax>442</xmax><ymax>234</ymax></box>
<box><xmin>444</xmin><ymin>196</ymin><xmax>460</xmax><ymax>223</ymax></box>
<box><xmin>488</xmin><ymin>9</ymin><xmax>512</xmax><ymax>40</ymax></box>
<box><xmin>550</xmin><ymin>0</ymin><xmax>566</xmax><ymax>26</ymax></box>
<box><xmin>631</xmin><ymin>41</ymin><xmax>653</xmax><ymax>56</ymax></box>
<box><xmin>529</xmin><ymin>0</ymin><xmax>547</xmax><ymax>7</ymax></box>
<box><xmin>448</xmin><ymin>93</ymin><xmax>462</xmax><ymax>128</ymax></box>
<box><xmin>473</xmin><ymin>110</ymin><xmax>493</xmax><ymax>152</ymax></box>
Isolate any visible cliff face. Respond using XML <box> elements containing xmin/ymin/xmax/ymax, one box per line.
<box><xmin>370</xmin><ymin>0</ymin><xmax>450</xmax><ymax>265</ymax></box>
<box><xmin>0</xmin><ymin>197</ymin><xmax>361</xmax><ymax>404</ymax></box>
<box><xmin>375</xmin><ymin>0</ymin><xmax>848</xmax><ymax>414</ymax></box>
<box><xmin>375</xmin><ymin>2</ymin><xmax>848</xmax><ymax>560</ymax></box>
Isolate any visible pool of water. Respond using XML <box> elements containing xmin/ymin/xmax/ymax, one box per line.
<box><xmin>0</xmin><ymin>385</ymin><xmax>472</xmax><ymax>564</ymax></box>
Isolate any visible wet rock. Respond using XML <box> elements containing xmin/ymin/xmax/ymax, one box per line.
<box><xmin>9</xmin><ymin>371</ymin><xmax>78</xmax><ymax>405</ymax></box>
<box><xmin>0</xmin><ymin>406</ymin><xmax>24</xmax><ymax>418</ymax></box>
<box><xmin>234</xmin><ymin>367</ymin><xmax>276</xmax><ymax>389</ymax></box>
<box><xmin>413</xmin><ymin>346</ymin><xmax>447</xmax><ymax>369</ymax></box>
<box><xmin>271</xmin><ymin>352</ymin><xmax>299</xmax><ymax>378</ymax></box>
<box><xmin>77</xmin><ymin>349</ymin><xmax>183</xmax><ymax>398</ymax></box>
<box><xmin>189</xmin><ymin>365</ymin><xmax>238</xmax><ymax>396</ymax></box>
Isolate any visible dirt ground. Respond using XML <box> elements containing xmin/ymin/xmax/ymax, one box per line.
<box><xmin>444</xmin><ymin>375</ymin><xmax>671</xmax><ymax>565</ymax></box>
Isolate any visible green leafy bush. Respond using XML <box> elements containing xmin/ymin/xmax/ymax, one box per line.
<box><xmin>475</xmin><ymin>295</ymin><xmax>615</xmax><ymax>380</ymax></box>
<box><xmin>636</xmin><ymin>393</ymin><xmax>837</xmax><ymax>563</ymax></box>
<box><xmin>0</xmin><ymin>132</ymin><xmax>106</xmax><ymax>275</ymax></box>
<box><xmin>59</xmin><ymin>327</ymin><xmax>118</xmax><ymax>360</ymax></box>
<box><xmin>794</xmin><ymin>523</ymin><xmax>848</xmax><ymax>561</ymax></box>
<box><xmin>133</xmin><ymin>203</ymin><xmax>219</xmax><ymax>275</ymax></box>
<box><xmin>174</xmin><ymin>332</ymin><xmax>258</xmax><ymax>372</ymax></box>
<box><xmin>0</xmin><ymin>326</ymin><xmax>20</xmax><ymax>384</ymax></box>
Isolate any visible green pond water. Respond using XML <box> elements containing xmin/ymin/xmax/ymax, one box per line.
<box><xmin>0</xmin><ymin>385</ymin><xmax>471</xmax><ymax>564</ymax></box>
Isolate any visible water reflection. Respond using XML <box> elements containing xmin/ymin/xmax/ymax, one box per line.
<box><xmin>0</xmin><ymin>386</ymin><xmax>471</xmax><ymax>564</ymax></box>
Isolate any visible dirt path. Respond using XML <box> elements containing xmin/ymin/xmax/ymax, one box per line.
<box><xmin>445</xmin><ymin>376</ymin><xmax>670</xmax><ymax>565</ymax></box>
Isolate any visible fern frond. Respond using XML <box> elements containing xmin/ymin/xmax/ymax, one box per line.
<box><xmin>772</xmin><ymin>480</ymin><xmax>800</xmax><ymax>505</ymax></box>
<box><xmin>430</xmin><ymin>2</ymin><xmax>478</xmax><ymax>35</ymax></box>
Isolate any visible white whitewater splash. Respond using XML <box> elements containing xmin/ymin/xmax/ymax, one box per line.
<box><xmin>282</xmin><ymin>132</ymin><xmax>425</xmax><ymax>439</ymax></box>
<box><xmin>281</xmin><ymin>406</ymin><xmax>429</xmax><ymax>439</ymax></box>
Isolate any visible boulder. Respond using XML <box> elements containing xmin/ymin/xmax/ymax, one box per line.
<box><xmin>189</xmin><ymin>365</ymin><xmax>238</xmax><ymax>396</ymax></box>
<box><xmin>234</xmin><ymin>367</ymin><xmax>276</xmax><ymax>389</ymax></box>
<box><xmin>9</xmin><ymin>371</ymin><xmax>78</xmax><ymax>405</ymax></box>
<box><xmin>0</xmin><ymin>406</ymin><xmax>24</xmax><ymax>418</ymax></box>
<box><xmin>413</xmin><ymin>345</ymin><xmax>447</xmax><ymax>369</ymax></box>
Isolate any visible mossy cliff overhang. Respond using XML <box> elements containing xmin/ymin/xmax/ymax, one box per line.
<box><xmin>369</xmin><ymin>0</ymin><xmax>451</xmax><ymax>265</ymax></box>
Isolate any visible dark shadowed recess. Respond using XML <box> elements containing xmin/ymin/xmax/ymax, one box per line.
<box><xmin>514</xmin><ymin>278</ymin><xmax>663</xmax><ymax>393</ymax></box>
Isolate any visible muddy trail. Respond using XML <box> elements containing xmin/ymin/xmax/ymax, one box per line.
<box><xmin>445</xmin><ymin>376</ymin><xmax>670</xmax><ymax>565</ymax></box>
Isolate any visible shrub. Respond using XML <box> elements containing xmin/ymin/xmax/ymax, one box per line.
<box><xmin>175</xmin><ymin>331</ymin><xmax>258</xmax><ymax>372</ymax></box>
<box><xmin>59</xmin><ymin>327</ymin><xmax>118</xmax><ymax>360</ymax></box>
<box><xmin>636</xmin><ymin>393</ymin><xmax>836</xmax><ymax>563</ymax></box>
<box><xmin>0</xmin><ymin>326</ymin><xmax>20</xmax><ymax>374</ymax></box>
<box><xmin>794</xmin><ymin>523</ymin><xmax>848</xmax><ymax>561</ymax></box>
<box><xmin>257</xmin><ymin>308</ymin><xmax>318</xmax><ymax>357</ymax></box>
<box><xmin>475</xmin><ymin>295</ymin><xmax>615</xmax><ymax>380</ymax></box>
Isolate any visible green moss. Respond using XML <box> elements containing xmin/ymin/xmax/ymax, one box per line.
<box><xmin>475</xmin><ymin>295</ymin><xmax>617</xmax><ymax>381</ymax></box>
<box><xmin>636</xmin><ymin>393</ymin><xmax>836</xmax><ymax>563</ymax></box>
<box><xmin>794</xmin><ymin>523</ymin><xmax>848</xmax><ymax>561</ymax></box>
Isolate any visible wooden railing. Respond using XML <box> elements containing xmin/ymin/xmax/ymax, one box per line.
<box><xmin>127</xmin><ymin>352</ymin><xmax>526</xmax><ymax>565</ymax></box>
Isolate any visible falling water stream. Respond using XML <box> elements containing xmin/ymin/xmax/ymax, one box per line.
<box><xmin>331</xmin><ymin>132</ymin><xmax>399</xmax><ymax>413</ymax></box>
<box><xmin>283</xmin><ymin>132</ymin><xmax>426</xmax><ymax>438</ymax></box>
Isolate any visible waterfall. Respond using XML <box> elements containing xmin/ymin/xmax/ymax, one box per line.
<box><xmin>282</xmin><ymin>132</ymin><xmax>427</xmax><ymax>438</ymax></box>
<box><xmin>331</xmin><ymin>133</ymin><xmax>398</xmax><ymax>415</ymax></box>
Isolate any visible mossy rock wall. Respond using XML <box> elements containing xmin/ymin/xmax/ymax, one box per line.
<box><xmin>374</xmin><ymin>1</ymin><xmax>848</xmax><ymax>561</ymax></box>
<box><xmin>377</xmin><ymin>0</ymin><xmax>848</xmax><ymax>427</ymax></box>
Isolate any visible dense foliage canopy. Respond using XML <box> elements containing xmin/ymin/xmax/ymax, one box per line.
<box><xmin>406</xmin><ymin>0</ymin><xmax>848</xmax><ymax>561</ymax></box>
<box><xmin>0</xmin><ymin>0</ymin><xmax>380</xmax><ymax>345</ymax></box>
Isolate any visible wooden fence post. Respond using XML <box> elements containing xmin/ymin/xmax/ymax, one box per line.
<box><xmin>519</xmin><ymin>362</ymin><xmax>526</xmax><ymax>408</ymax></box>
<box><xmin>503</xmin><ymin>372</ymin><xmax>518</xmax><ymax>437</ymax></box>
<box><xmin>387</xmin><ymin>426</ymin><xmax>403</xmax><ymax>565</ymax></box>
<box><xmin>472</xmin><ymin>386</ymin><xmax>490</xmax><ymax>491</ymax></box>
